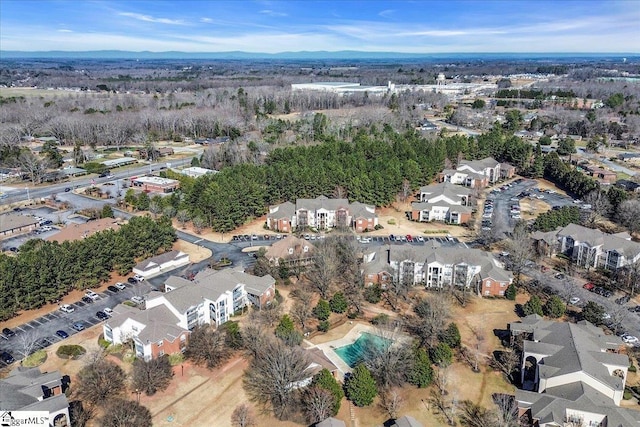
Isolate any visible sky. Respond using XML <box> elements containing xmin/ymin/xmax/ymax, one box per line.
<box><xmin>1</xmin><ymin>0</ymin><xmax>639</xmax><ymax>53</ymax></box>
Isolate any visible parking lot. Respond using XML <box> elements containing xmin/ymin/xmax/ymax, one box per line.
<box><xmin>0</xmin><ymin>280</ymin><xmax>151</xmax><ymax>363</ymax></box>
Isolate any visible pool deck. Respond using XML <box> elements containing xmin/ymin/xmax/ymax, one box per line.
<box><xmin>305</xmin><ymin>322</ymin><xmax>402</xmax><ymax>379</ymax></box>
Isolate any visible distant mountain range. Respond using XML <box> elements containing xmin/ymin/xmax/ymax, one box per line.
<box><xmin>1</xmin><ymin>50</ymin><xmax>637</xmax><ymax>61</ymax></box>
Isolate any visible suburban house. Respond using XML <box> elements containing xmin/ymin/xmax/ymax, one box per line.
<box><xmin>103</xmin><ymin>304</ymin><xmax>189</xmax><ymax>361</ymax></box>
<box><xmin>130</xmin><ymin>176</ymin><xmax>180</xmax><ymax>193</ymax></box>
<box><xmin>410</xmin><ymin>182</ymin><xmax>472</xmax><ymax>225</ymax></box>
<box><xmin>457</xmin><ymin>157</ymin><xmax>502</xmax><ymax>184</ymax></box>
<box><xmin>362</xmin><ymin>242</ymin><xmax>512</xmax><ymax>296</ymax></box>
<box><xmin>264</xmin><ymin>235</ymin><xmax>315</xmax><ymax>267</ymax></box>
<box><xmin>132</xmin><ymin>250</ymin><xmax>190</xmax><ymax>278</ymax></box>
<box><xmin>0</xmin><ymin>367</ymin><xmax>70</xmax><ymax>427</ymax></box>
<box><xmin>266</xmin><ymin>196</ymin><xmax>378</xmax><ymax>233</ymax></box>
<box><xmin>583</xmin><ymin>164</ymin><xmax>617</xmax><ymax>184</ymax></box>
<box><xmin>144</xmin><ymin>269</ymin><xmax>276</xmax><ymax>329</ymax></box>
<box><xmin>615</xmin><ymin>179</ymin><xmax>640</xmax><ymax>193</ymax></box>
<box><xmin>0</xmin><ymin>213</ymin><xmax>39</xmax><ymax>237</ymax></box>
<box><xmin>316</xmin><ymin>417</ymin><xmax>346</xmax><ymax>427</ymax></box>
<box><xmin>550</xmin><ymin>223</ymin><xmax>640</xmax><ymax>271</ymax></box>
<box><xmin>46</xmin><ymin>217</ymin><xmax>122</xmax><ymax>243</ymax></box>
<box><xmin>509</xmin><ymin>315</ymin><xmax>640</xmax><ymax>426</ymax></box>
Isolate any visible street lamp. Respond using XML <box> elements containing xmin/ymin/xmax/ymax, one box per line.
<box><xmin>133</xmin><ymin>388</ymin><xmax>141</xmax><ymax>404</ymax></box>
<box><xmin>25</xmin><ymin>187</ymin><xmax>30</xmax><ymax>201</ymax></box>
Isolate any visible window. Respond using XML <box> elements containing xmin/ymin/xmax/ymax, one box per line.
<box><xmin>157</xmin><ymin>340</ymin><xmax>163</xmax><ymax>347</ymax></box>
<box><xmin>486</xmin><ymin>282</ymin><xmax>491</xmax><ymax>288</ymax></box>
<box><xmin>180</xmin><ymin>334</ymin><xmax>187</xmax><ymax>342</ymax></box>
<box><xmin>484</xmin><ymin>291</ymin><xmax>490</xmax><ymax>296</ymax></box>
<box><xmin>288</xmin><ymin>248</ymin><xmax>294</xmax><ymax>255</ymax></box>
<box><xmin>158</xmin><ymin>350</ymin><xmax>165</xmax><ymax>357</ymax></box>
<box><xmin>500</xmin><ymin>282</ymin><xmax>506</xmax><ymax>287</ymax></box>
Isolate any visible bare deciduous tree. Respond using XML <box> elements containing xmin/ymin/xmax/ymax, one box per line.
<box><xmin>379</xmin><ymin>388</ymin><xmax>404</xmax><ymax>420</ymax></box>
<box><xmin>100</xmin><ymin>398</ymin><xmax>152</xmax><ymax>427</ymax></box>
<box><xmin>230</xmin><ymin>403</ymin><xmax>256</xmax><ymax>427</ymax></box>
<box><xmin>410</xmin><ymin>293</ymin><xmax>451</xmax><ymax>347</ymax></box>
<box><xmin>507</xmin><ymin>221</ymin><xmax>533</xmax><ymax>285</ymax></box>
<box><xmin>618</xmin><ymin>199</ymin><xmax>640</xmax><ymax>235</ymax></box>
<box><xmin>184</xmin><ymin>325</ymin><xmax>232</xmax><ymax>370</ymax></box>
<box><xmin>291</xmin><ymin>292</ymin><xmax>313</xmax><ymax>332</ymax></box>
<box><xmin>583</xmin><ymin>190</ymin><xmax>612</xmax><ymax>225</ymax></box>
<box><xmin>243</xmin><ymin>335</ymin><xmax>310</xmax><ymax>420</ymax></box>
<box><xmin>303</xmin><ymin>387</ymin><xmax>334</xmax><ymax>424</ymax></box>
<box><xmin>307</xmin><ymin>240</ymin><xmax>340</xmax><ymax>298</ymax></box>
<box><xmin>131</xmin><ymin>354</ymin><xmax>174</xmax><ymax>396</ymax></box>
<box><xmin>75</xmin><ymin>354</ymin><xmax>127</xmax><ymax>406</ymax></box>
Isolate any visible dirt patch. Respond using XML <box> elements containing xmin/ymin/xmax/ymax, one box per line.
<box><xmin>174</xmin><ymin>239</ymin><xmax>212</xmax><ymax>263</ymax></box>
<box><xmin>520</xmin><ymin>198</ymin><xmax>550</xmax><ymax>220</ymax></box>
<box><xmin>534</xmin><ymin>178</ymin><xmax>568</xmax><ymax>196</ymax></box>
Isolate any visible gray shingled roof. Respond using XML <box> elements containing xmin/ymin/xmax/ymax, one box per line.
<box><xmin>458</xmin><ymin>157</ymin><xmax>499</xmax><ymax>171</ymax></box>
<box><xmin>316</xmin><ymin>418</ymin><xmax>346</xmax><ymax>427</ymax></box>
<box><xmin>134</xmin><ymin>250</ymin><xmax>188</xmax><ymax>271</ymax></box>
<box><xmin>267</xmin><ymin>201</ymin><xmax>296</xmax><ymax>220</ymax></box>
<box><xmin>0</xmin><ymin>368</ymin><xmax>68</xmax><ymax>412</ymax></box>
<box><xmin>0</xmin><ymin>213</ymin><xmax>39</xmax><ymax>233</ymax></box>
<box><xmin>517</xmin><ymin>385</ymin><xmax>640</xmax><ymax>426</ymax></box>
<box><xmin>106</xmin><ymin>304</ymin><xmax>187</xmax><ymax>344</ymax></box>
<box><xmin>153</xmin><ymin>269</ymin><xmax>275</xmax><ymax>313</ymax></box>
<box><xmin>511</xmin><ymin>316</ymin><xmax>627</xmax><ymax>394</ymax></box>
<box><xmin>296</xmin><ymin>195</ymin><xmax>350</xmax><ymax>212</ymax></box>
<box><xmin>419</xmin><ymin>182</ymin><xmax>472</xmax><ymax>199</ymax></box>
<box><xmin>558</xmin><ymin>223</ymin><xmax>640</xmax><ymax>259</ymax></box>
<box><xmin>392</xmin><ymin>415</ymin><xmax>423</xmax><ymax>427</ymax></box>
<box><xmin>349</xmin><ymin>201</ymin><xmax>377</xmax><ymax>219</ymax></box>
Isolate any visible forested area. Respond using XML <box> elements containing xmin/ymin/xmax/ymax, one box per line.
<box><xmin>0</xmin><ymin>216</ymin><xmax>176</xmax><ymax>320</ymax></box>
<box><xmin>533</xmin><ymin>206</ymin><xmax>581</xmax><ymax>231</ymax></box>
<box><xmin>128</xmin><ymin>126</ymin><xmax>533</xmax><ymax>232</ymax></box>
<box><xmin>543</xmin><ymin>152</ymin><xmax>599</xmax><ymax>198</ymax></box>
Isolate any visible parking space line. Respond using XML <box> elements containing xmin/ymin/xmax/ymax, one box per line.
<box><xmin>30</xmin><ymin>319</ymin><xmax>42</xmax><ymax>326</ymax></box>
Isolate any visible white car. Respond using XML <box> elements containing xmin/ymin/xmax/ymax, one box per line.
<box><xmin>511</xmin><ymin>214</ymin><xmax>521</xmax><ymax>219</ymax></box>
<box><xmin>60</xmin><ymin>304</ymin><xmax>75</xmax><ymax>313</ymax></box>
<box><xmin>416</xmin><ymin>236</ymin><xmax>425</xmax><ymax>242</ymax></box>
<box><xmin>114</xmin><ymin>282</ymin><xmax>126</xmax><ymax>290</ymax></box>
<box><xmin>103</xmin><ymin>307</ymin><xmax>114</xmax><ymax>316</ymax></box>
<box><xmin>623</xmin><ymin>335</ymin><xmax>639</xmax><ymax>344</ymax></box>
<box><xmin>569</xmin><ymin>297</ymin><xmax>581</xmax><ymax>305</ymax></box>
<box><xmin>85</xmin><ymin>290</ymin><xmax>99</xmax><ymax>301</ymax></box>
<box><xmin>130</xmin><ymin>296</ymin><xmax>145</xmax><ymax>305</ymax></box>
<box><xmin>133</xmin><ymin>274</ymin><xmax>145</xmax><ymax>282</ymax></box>
<box><xmin>40</xmin><ymin>226</ymin><xmax>53</xmax><ymax>232</ymax></box>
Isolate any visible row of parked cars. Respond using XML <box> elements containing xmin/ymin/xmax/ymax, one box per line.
<box><xmin>582</xmin><ymin>282</ymin><xmax>613</xmax><ymax>298</ymax></box>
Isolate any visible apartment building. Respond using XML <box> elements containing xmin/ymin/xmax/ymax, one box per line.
<box><xmin>533</xmin><ymin>223</ymin><xmax>640</xmax><ymax>271</ymax></box>
<box><xmin>410</xmin><ymin>182</ymin><xmax>473</xmax><ymax>225</ymax></box>
<box><xmin>362</xmin><ymin>242</ymin><xmax>512</xmax><ymax>296</ymax></box>
<box><xmin>145</xmin><ymin>269</ymin><xmax>276</xmax><ymax>329</ymax></box>
<box><xmin>266</xmin><ymin>196</ymin><xmax>377</xmax><ymax>233</ymax></box>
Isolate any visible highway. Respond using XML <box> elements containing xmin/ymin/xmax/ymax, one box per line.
<box><xmin>1</xmin><ymin>156</ymin><xmax>196</xmax><ymax>205</ymax></box>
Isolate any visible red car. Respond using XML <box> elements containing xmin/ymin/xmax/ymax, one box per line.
<box><xmin>406</xmin><ymin>234</ymin><xmax>413</xmax><ymax>242</ymax></box>
<box><xmin>583</xmin><ymin>283</ymin><xmax>595</xmax><ymax>291</ymax></box>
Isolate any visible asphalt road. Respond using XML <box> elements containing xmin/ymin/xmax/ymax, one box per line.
<box><xmin>523</xmin><ymin>264</ymin><xmax>640</xmax><ymax>343</ymax></box>
<box><xmin>1</xmin><ymin>155</ymin><xmax>197</xmax><ymax>204</ymax></box>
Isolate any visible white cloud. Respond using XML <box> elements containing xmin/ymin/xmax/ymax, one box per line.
<box><xmin>118</xmin><ymin>12</ymin><xmax>186</xmax><ymax>25</ymax></box>
<box><xmin>57</xmin><ymin>29</ymin><xmax>73</xmax><ymax>33</ymax></box>
<box><xmin>378</xmin><ymin>9</ymin><xmax>395</xmax><ymax>18</ymax></box>
<box><xmin>200</xmin><ymin>17</ymin><xmax>213</xmax><ymax>23</ymax></box>
<box><xmin>259</xmin><ymin>9</ymin><xmax>287</xmax><ymax>17</ymax></box>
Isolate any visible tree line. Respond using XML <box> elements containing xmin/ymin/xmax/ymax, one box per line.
<box><xmin>0</xmin><ymin>216</ymin><xmax>175</xmax><ymax>320</ymax></box>
<box><xmin>155</xmin><ymin>126</ymin><xmax>533</xmax><ymax>232</ymax></box>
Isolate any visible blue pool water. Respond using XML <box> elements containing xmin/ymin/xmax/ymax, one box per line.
<box><xmin>334</xmin><ymin>332</ymin><xmax>392</xmax><ymax>368</ymax></box>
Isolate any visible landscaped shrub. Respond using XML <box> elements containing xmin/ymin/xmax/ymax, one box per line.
<box><xmin>317</xmin><ymin>320</ymin><xmax>330</xmax><ymax>332</ymax></box>
<box><xmin>98</xmin><ymin>336</ymin><xmax>111</xmax><ymax>349</ymax></box>
<box><xmin>371</xmin><ymin>313</ymin><xmax>389</xmax><ymax>325</ymax></box>
<box><xmin>56</xmin><ymin>345</ymin><xmax>86</xmax><ymax>359</ymax></box>
<box><xmin>22</xmin><ymin>349</ymin><xmax>47</xmax><ymax>367</ymax></box>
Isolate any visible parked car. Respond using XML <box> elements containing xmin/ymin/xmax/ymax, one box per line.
<box><xmin>114</xmin><ymin>282</ymin><xmax>126</xmax><ymax>291</ymax></box>
<box><xmin>64</xmin><ymin>187</ymin><xmax>71</xmax><ymax>192</ymax></box>
<box><xmin>127</xmin><ymin>277</ymin><xmax>137</xmax><ymax>284</ymax></box>
<box><xmin>107</xmin><ymin>285</ymin><xmax>120</xmax><ymax>293</ymax></box>
<box><xmin>60</xmin><ymin>304</ymin><xmax>75</xmax><ymax>313</ymax></box>
<box><xmin>81</xmin><ymin>296</ymin><xmax>94</xmax><ymax>304</ymax></box>
<box><xmin>130</xmin><ymin>296</ymin><xmax>145</xmax><ymax>305</ymax></box>
<box><xmin>416</xmin><ymin>236</ymin><xmax>425</xmax><ymax>242</ymax></box>
<box><xmin>133</xmin><ymin>274</ymin><xmax>145</xmax><ymax>282</ymax></box>
<box><xmin>622</xmin><ymin>334</ymin><xmax>639</xmax><ymax>344</ymax></box>
<box><xmin>55</xmin><ymin>330</ymin><xmax>69</xmax><ymax>339</ymax></box>
<box><xmin>569</xmin><ymin>297</ymin><xmax>581</xmax><ymax>305</ymax></box>
<box><xmin>103</xmin><ymin>307</ymin><xmax>114</xmax><ymax>316</ymax></box>
<box><xmin>389</xmin><ymin>234</ymin><xmax>395</xmax><ymax>241</ymax></box>
<box><xmin>85</xmin><ymin>290</ymin><xmax>99</xmax><ymax>301</ymax></box>
<box><xmin>96</xmin><ymin>311</ymin><xmax>109</xmax><ymax>320</ymax></box>
<box><xmin>616</xmin><ymin>295</ymin><xmax>631</xmax><ymax>305</ymax></box>
<box><xmin>1</xmin><ymin>351</ymin><xmax>15</xmax><ymax>364</ymax></box>
<box><xmin>406</xmin><ymin>235</ymin><xmax>413</xmax><ymax>242</ymax></box>
<box><xmin>2</xmin><ymin>328</ymin><xmax>15</xmax><ymax>338</ymax></box>
<box><xmin>554</xmin><ymin>272</ymin><xmax>565</xmax><ymax>279</ymax></box>
<box><xmin>71</xmin><ymin>322</ymin><xmax>85</xmax><ymax>332</ymax></box>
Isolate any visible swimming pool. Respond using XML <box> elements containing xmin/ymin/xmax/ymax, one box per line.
<box><xmin>334</xmin><ymin>332</ymin><xmax>392</xmax><ymax>368</ymax></box>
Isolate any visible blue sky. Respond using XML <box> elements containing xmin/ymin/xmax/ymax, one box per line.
<box><xmin>1</xmin><ymin>1</ymin><xmax>638</xmax><ymax>53</ymax></box>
